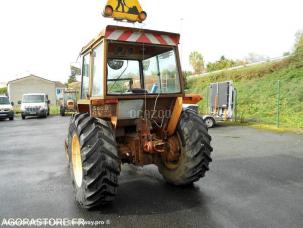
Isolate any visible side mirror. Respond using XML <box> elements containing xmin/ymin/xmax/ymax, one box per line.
<box><xmin>18</xmin><ymin>101</ymin><xmax>21</xmax><ymax>105</ymax></box>
<box><xmin>47</xmin><ymin>100</ymin><xmax>50</xmax><ymax>104</ymax></box>
<box><xmin>11</xmin><ymin>102</ymin><xmax>14</xmax><ymax>106</ymax></box>
<box><xmin>108</xmin><ymin>59</ymin><xmax>124</xmax><ymax>70</ymax></box>
<box><xmin>70</xmin><ymin>62</ymin><xmax>81</xmax><ymax>77</ymax></box>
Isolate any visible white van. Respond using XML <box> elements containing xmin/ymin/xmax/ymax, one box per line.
<box><xmin>0</xmin><ymin>95</ymin><xmax>14</xmax><ymax>120</ymax></box>
<box><xmin>19</xmin><ymin>93</ymin><xmax>50</xmax><ymax>119</ymax></box>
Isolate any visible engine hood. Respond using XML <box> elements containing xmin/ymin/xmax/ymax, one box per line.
<box><xmin>21</xmin><ymin>102</ymin><xmax>46</xmax><ymax>109</ymax></box>
<box><xmin>0</xmin><ymin>104</ymin><xmax>13</xmax><ymax>110</ymax></box>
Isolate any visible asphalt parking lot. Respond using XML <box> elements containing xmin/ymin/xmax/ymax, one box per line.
<box><xmin>0</xmin><ymin>116</ymin><xmax>302</xmax><ymax>228</ymax></box>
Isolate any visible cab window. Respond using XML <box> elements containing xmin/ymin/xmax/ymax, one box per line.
<box><xmin>81</xmin><ymin>54</ymin><xmax>90</xmax><ymax>99</ymax></box>
<box><xmin>106</xmin><ymin>42</ymin><xmax>181</xmax><ymax>95</ymax></box>
<box><xmin>92</xmin><ymin>43</ymin><xmax>104</xmax><ymax>97</ymax></box>
<box><xmin>143</xmin><ymin>50</ymin><xmax>181</xmax><ymax>94</ymax></box>
<box><xmin>107</xmin><ymin>60</ymin><xmax>141</xmax><ymax>94</ymax></box>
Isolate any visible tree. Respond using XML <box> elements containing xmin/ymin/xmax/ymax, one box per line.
<box><xmin>206</xmin><ymin>56</ymin><xmax>245</xmax><ymax>72</ymax></box>
<box><xmin>294</xmin><ymin>31</ymin><xmax>303</xmax><ymax>56</ymax></box>
<box><xmin>189</xmin><ymin>51</ymin><xmax>205</xmax><ymax>74</ymax></box>
<box><xmin>67</xmin><ymin>75</ymin><xmax>77</xmax><ymax>84</ymax></box>
<box><xmin>0</xmin><ymin>87</ymin><xmax>7</xmax><ymax>95</ymax></box>
<box><xmin>182</xmin><ymin>70</ymin><xmax>193</xmax><ymax>90</ymax></box>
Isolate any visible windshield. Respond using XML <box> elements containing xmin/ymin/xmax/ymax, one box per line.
<box><xmin>107</xmin><ymin>47</ymin><xmax>181</xmax><ymax>94</ymax></box>
<box><xmin>143</xmin><ymin>50</ymin><xmax>180</xmax><ymax>94</ymax></box>
<box><xmin>64</xmin><ymin>92</ymin><xmax>77</xmax><ymax>100</ymax></box>
<box><xmin>22</xmin><ymin>95</ymin><xmax>45</xmax><ymax>103</ymax></box>
<box><xmin>107</xmin><ymin>60</ymin><xmax>141</xmax><ymax>94</ymax></box>
<box><xmin>0</xmin><ymin>97</ymin><xmax>10</xmax><ymax>105</ymax></box>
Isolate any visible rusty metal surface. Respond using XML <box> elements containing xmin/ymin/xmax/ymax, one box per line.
<box><xmin>165</xmin><ymin>136</ymin><xmax>181</xmax><ymax>163</ymax></box>
<box><xmin>117</xmin><ymin>117</ymin><xmax>181</xmax><ymax>167</ymax></box>
<box><xmin>90</xmin><ymin>104</ymin><xmax>116</xmax><ymax>118</ymax></box>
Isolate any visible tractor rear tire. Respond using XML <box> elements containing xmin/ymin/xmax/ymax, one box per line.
<box><xmin>67</xmin><ymin>113</ymin><xmax>121</xmax><ymax>209</ymax></box>
<box><xmin>159</xmin><ymin>110</ymin><xmax>213</xmax><ymax>185</ymax></box>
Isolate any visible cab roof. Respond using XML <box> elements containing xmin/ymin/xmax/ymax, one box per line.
<box><xmin>80</xmin><ymin>25</ymin><xmax>180</xmax><ymax>55</ymax></box>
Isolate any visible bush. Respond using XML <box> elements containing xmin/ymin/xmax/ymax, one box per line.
<box><xmin>50</xmin><ymin>105</ymin><xmax>60</xmax><ymax>116</ymax></box>
<box><xmin>0</xmin><ymin>87</ymin><xmax>7</xmax><ymax>95</ymax></box>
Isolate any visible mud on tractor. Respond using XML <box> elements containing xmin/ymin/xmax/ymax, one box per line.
<box><xmin>60</xmin><ymin>90</ymin><xmax>78</xmax><ymax>116</ymax></box>
<box><xmin>65</xmin><ymin>25</ymin><xmax>213</xmax><ymax>209</ymax></box>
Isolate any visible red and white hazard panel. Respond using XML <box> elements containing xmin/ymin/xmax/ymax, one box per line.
<box><xmin>105</xmin><ymin>27</ymin><xmax>180</xmax><ymax>46</ymax></box>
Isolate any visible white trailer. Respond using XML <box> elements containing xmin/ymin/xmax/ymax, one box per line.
<box><xmin>202</xmin><ymin>81</ymin><xmax>237</xmax><ymax>128</ymax></box>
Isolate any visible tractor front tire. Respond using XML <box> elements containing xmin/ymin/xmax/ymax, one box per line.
<box><xmin>159</xmin><ymin>110</ymin><xmax>213</xmax><ymax>185</ymax></box>
<box><xmin>67</xmin><ymin>113</ymin><xmax>120</xmax><ymax>209</ymax></box>
<box><xmin>60</xmin><ymin>107</ymin><xmax>65</xmax><ymax>116</ymax></box>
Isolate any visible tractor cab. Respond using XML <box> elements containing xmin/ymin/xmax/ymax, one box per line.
<box><xmin>79</xmin><ymin>25</ymin><xmax>183</xmax><ymax>96</ymax></box>
<box><xmin>77</xmin><ymin>26</ymin><xmax>186</xmax><ymax>132</ymax></box>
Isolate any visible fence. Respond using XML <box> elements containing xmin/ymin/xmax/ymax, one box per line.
<box><xmin>199</xmin><ymin>79</ymin><xmax>303</xmax><ymax>129</ymax></box>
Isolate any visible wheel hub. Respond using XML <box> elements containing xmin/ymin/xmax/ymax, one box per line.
<box><xmin>162</xmin><ymin>135</ymin><xmax>181</xmax><ymax>170</ymax></box>
<box><xmin>205</xmin><ymin>118</ymin><xmax>213</xmax><ymax>128</ymax></box>
<box><xmin>72</xmin><ymin>134</ymin><xmax>83</xmax><ymax>187</ymax></box>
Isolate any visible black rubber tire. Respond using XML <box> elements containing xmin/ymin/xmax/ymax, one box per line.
<box><xmin>158</xmin><ymin>110</ymin><xmax>213</xmax><ymax>185</ymax></box>
<box><xmin>60</xmin><ymin>107</ymin><xmax>65</xmax><ymax>116</ymax></box>
<box><xmin>21</xmin><ymin>115</ymin><xmax>26</xmax><ymax>120</ymax></box>
<box><xmin>9</xmin><ymin>116</ymin><xmax>14</xmax><ymax>121</ymax></box>
<box><xmin>204</xmin><ymin>117</ymin><xmax>215</xmax><ymax>128</ymax></box>
<box><xmin>67</xmin><ymin>113</ymin><xmax>121</xmax><ymax>209</ymax></box>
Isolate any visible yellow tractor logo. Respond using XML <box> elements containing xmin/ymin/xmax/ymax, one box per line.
<box><xmin>103</xmin><ymin>0</ymin><xmax>147</xmax><ymax>22</ymax></box>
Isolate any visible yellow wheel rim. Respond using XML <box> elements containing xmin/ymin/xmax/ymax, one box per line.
<box><xmin>72</xmin><ymin>133</ymin><xmax>83</xmax><ymax>187</ymax></box>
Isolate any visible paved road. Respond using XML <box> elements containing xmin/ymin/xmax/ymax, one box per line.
<box><xmin>0</xmin><ymin>117</ymin><xmax>302</xmax><ymax>228</ymax></box>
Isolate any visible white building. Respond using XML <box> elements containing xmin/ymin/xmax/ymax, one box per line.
<box><xmin>7</xmin><ymin>75</ymin><xmax>65</xmax><ymax>105</ymax></box>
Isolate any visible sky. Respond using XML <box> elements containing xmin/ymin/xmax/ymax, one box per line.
<box><xmin>0</xmin><ymin>0</ymin><xmax>302</xmax><ymax>84</ymax></box>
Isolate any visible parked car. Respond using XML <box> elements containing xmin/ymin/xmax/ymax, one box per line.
<box><xmin>19</xmin><ymin>93</ymin><xmax>50</xmax><ymax>119</ymax></box>
<box><xmin>0</xmin><ymin>95</ymin><xmax>14</xmax><ymax>120</ymax></box>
